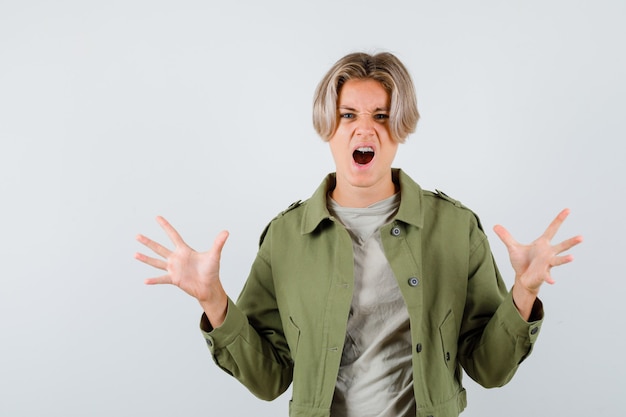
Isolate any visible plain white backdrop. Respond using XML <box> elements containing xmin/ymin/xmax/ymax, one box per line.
<box><xmin>1</xmin><ymin>1</ymin><xmax>624</xmax><ymax>416</ymax></box>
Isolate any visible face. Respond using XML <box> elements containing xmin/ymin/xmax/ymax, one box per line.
<box><xmin>328</xmin><ymin>78</ymin><xmax>399</xmax><ymax>206</ymax></box>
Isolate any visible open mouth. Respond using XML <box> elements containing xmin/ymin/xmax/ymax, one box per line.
<box><xmin>353</xmin><ymin>146</ymin><xmax>375</xmax><ymax>165</ymax></box>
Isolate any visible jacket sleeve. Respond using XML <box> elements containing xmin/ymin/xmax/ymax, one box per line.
<box><xmin>457</xmin><ymin>219</ymin><xmax>544</xmax><ymax>388</ymax></box>
<box><xmin>199</xmin><ymin>224</ymin><xmax>293</xmax><ymax>400</ymax></box>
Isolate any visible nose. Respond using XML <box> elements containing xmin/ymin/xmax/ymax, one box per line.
<box><xmin>355</xmin><ymin>114</ymin><xmax>376</xmax><ymax>136</ymax></box>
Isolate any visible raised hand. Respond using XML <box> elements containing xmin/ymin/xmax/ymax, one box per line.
<box><xmin>493</xmin><ymin>209</ymin><xmax>583</xmax><ymax>320</ymax></box>
<box><xmin>135</xmin><ymin>216</ymin><xmax>230</xmax><ymax>327</ymax></box>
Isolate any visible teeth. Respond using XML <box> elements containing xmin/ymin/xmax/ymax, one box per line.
<box><xmin>356</xmin><ymin>146</ymin><xmax>374</xmax><ymax>153</ymax></box>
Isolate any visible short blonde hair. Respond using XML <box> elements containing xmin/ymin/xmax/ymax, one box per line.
<box><xmin>312</xmin><ymin>52</ymin><xmax>419</xmax><ymax>143</ymax></box>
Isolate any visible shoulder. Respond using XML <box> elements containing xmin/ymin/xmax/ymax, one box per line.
<box><xmin>258</xmin><ymin>199</ymin><xmax>307</xmax><ymax>245</ymax></box>
<box><xmin>398</xmin><ymin>169</ymin><xmax>473</xmax><ymax>217</ymax></box>
<box><xmin>257</xmin><ymin>173</ymin><xmax>334</xmax><ymax>246</ymax></box>
<box><xmin>425</xmin><ymin>189</ymin><xmax>463</xmax><ymax>206</ymax></box>
<box><xmin>278</xmin><ymin>200</ymin><xmax>304</xmax><ymax>216</ymax></box>
<box><xmin>422</xmin><ymin>189</ymin><xmax>485</xmax><ymax>231</ymax></box>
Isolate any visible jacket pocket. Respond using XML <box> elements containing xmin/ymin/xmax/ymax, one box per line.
<box><xmin>439</xmin><ymin>309</ymin><xmax>458</xmax><ymax>373</ymax></box>
<box><xmin>285</xmin><ymin>316</ymin><xmax>301</xmax><ymax>359</ymax></box>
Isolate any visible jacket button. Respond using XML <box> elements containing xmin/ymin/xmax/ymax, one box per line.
<box><xmin>408</xmin><ymin>277</ymin><xmax>419</xmax><ymax>287</ymax></box>
<box><xmin>416</xmin><ymin>343</ymin><xmax>423</xmax><ymax>353</ymax></box>
<box><xmin>530</xmin><ymin>327</ymin><xmax>539</xmax><ymax>335</ymax></box>
<box><xmin>391</xmin><ymin>226</ymin><xmax>401</xmax><ymax>236</ymax></box>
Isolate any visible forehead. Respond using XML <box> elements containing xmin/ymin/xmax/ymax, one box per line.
<box><xmin>338</xmin><ymin>79</ymin><xmax>390</xmax><ymax>108</ymax></box>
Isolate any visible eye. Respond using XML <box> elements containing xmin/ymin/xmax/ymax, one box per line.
<box><xmin>373</xmin><ymin>113</ymin><xmax>389</xmax><ymax>121</ymax></box>
<box><xmin>340</xmin><ymin>113</ymin><xmax>355</xmax><ymax>119</ymax></box>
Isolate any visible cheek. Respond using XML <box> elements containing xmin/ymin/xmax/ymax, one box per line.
<box><xmin>376</xmin><ymin>127</ymin><xmax>397</xmax><ymax>147</ymax></box>
<box><xmin>375</xmin><ymin>124</ymin><xmax>392</xmax><ymax>136</ymax></box>
<box><xmin>328</xmin><ymin>122</ymin><xmax>350</xmax><ymax>140</ymax></box>
<box><xmin>332</xmin><ymin>123</ymin><xmax>352</xmax><ymax>138</ymax></box>
<box><xmin>382</xmin><ymin>142</ymin><xmax>399</xmax><ymax>161</ymax></box>
<box><xmin>328</xmin><ymin>141</ymin><xmax>346</xmax><ymax>165</ymax></box>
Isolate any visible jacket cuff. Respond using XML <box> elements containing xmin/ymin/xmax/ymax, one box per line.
<box><xmin>200</xmin><ymin>297</ymin><xmax>247</xmax><ymax>351</ymax></box>
<box><xmin>500</xmin><ymin>291</ymin><xmax>544</xmax><ymax>343</ymax></box>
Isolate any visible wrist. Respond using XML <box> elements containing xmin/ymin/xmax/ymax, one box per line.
<box><xmin>511</xmin><ymin>284</ymin><xmax>538</xmax><ymax>321</ymax></box>
<box><xmin>199</xmin><ymin>287</ymin><xmax>228</xmax><ymax>328</ymax></box>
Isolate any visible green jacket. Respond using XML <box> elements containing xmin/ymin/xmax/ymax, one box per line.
<box><xmin>201</xmin><ymin>169</ymin><xmax>543</xmax><ymax>417</ymax></box>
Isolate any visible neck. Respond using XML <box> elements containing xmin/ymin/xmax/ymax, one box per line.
<box><xmin>331</xmin><ymin>174</ymin><xmax>398</xmax><ymax>208</ymax></box>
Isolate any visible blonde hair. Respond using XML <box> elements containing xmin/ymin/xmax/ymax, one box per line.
<box><xmin>312</xmin><ymin>52</ymin><xmax>419</xmax><ymax>143</ymax></box>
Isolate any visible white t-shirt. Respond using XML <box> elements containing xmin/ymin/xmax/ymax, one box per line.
<box><xmin>328</xmin><ymin>193</ymin><xmax>416</xmax><ymax>417</ymax></box>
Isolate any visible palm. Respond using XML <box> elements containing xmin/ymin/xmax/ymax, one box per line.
<box><xmin>165</xmin><ymin>246</ymin><xmax>214</xmax><ymax>299</ymax></box>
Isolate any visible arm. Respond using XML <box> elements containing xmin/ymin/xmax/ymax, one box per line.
<box><xmin>459</xmin><ymin>209</ymin><xmax>582</xmax><ymax>387</ymax></box>
<box><xmin>135</xmin><ymin>216</ymin><xmax>293</xmax><ymax>400</ymax></box>
<box><xmin>201</xmin><ymin>250</ymin><xmax>293</xmax><ymax>400</ymax></box>
<box><xmin>458</xmin><ymin>234</ymin><xmax>540</xmax><ymax>388</ymax></box>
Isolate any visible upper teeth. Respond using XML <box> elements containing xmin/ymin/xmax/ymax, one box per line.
<box><xmin>356</xmin><ymin>146</ymin><xmax>374</xmax><ymax>153</ymax></box>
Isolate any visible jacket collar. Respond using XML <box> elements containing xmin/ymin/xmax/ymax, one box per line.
<box><xmin>301</xmin><ymin>168</ymin><xmax>424</xmax><ymax>234</ymax></box>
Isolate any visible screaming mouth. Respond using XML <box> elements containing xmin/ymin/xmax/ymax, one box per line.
<box><xmin>353</xmin><ymin>147</ymin><xmax>375</xmax><ymax>165</ymax></box>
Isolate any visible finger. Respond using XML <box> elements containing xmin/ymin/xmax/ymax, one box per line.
<box><xmin>211</xmin><ymin>230</ymin><xmax>230</xmax><ymax>260</ymax></box>
<box><xmin>553</xmin><ymin>235</ymin><xmax>584</xmax><ymax>254</ymax></box>
<box><xmin>543</xmin><ymin>208</ymin><xmax>570</xmax><ymax>240</ymax></box>
<box><xmin>493</xmin><ymin>224</ymin><xmax>518</xmax><ymax>249</ymax></box>
<box><xmin>550</xmin><ymin>254</ymin><xmax>575</xmax><ymax>268</ymax></box>
<box><xmin>134</xmin><ymin>252</ymin><xmax>168</xmax><ymax>270</ymax></box>
<box><xmin>156</xmin><ymin>216</ymin><xmax>188</xmax><ymax>248</ymax></box>
<box><xmin>136</xmin><ymin>234</ymin><xmax>171</xmax><ymax>258</ymax></box>
<box><xmin>144</xmin><ymin>274</ymin><xmax>173</xmax><ymax>285</ymax></box>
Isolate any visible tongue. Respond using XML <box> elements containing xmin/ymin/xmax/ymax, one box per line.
<box><xmin>353</xmin><ymin>150</ymin><xmax>374</xmax><ymax>165</ymax></box>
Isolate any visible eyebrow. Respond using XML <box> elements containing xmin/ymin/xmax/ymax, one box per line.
<box><xmin>338</xmin><ymin>105</ymin><xmax>390</xmax><ymax>112</ymax></box>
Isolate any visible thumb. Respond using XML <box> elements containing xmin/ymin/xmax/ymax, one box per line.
<box><xmin>211</xmin><ymin>230</ymin><xmax>230</xmax><ymax>260</ymax></box>
<box><xmin>493</xmin><ymin>224</ymin><xmax>516</xmax><ymax>248</ymax></box>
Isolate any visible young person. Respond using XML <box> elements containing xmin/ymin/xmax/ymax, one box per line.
<box><xmin>135</xmin><ymin>52</ymin><xmax>582</xmax><ymax>417</ymax></box>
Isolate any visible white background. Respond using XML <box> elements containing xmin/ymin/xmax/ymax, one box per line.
<box><xmin>1</xmin><ymin>1</ymin><xmax>624</xmax><ymax>416</ymax></box>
